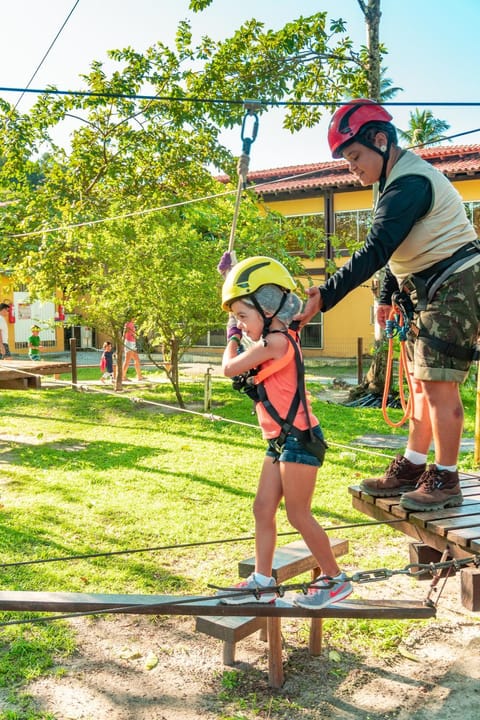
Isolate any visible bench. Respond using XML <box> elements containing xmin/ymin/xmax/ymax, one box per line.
<box><xmin>348</xmin><ymin>471</ymin><xmax>480</xmax><ymax>611</ymax></box>
<box><xmin>195</xmin><ymin>537</ymin><xmax>349</xmax><ymax>666</ymax></box>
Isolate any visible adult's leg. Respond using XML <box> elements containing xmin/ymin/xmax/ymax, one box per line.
<box><xmin>421</xmin><ymin>380</ymin><xmax>463</xmax><ymax>465</ymax></box>
<box><xmin>281</xmin><ymin>462</ymin><xmax>340</xmax><ymax>577</ymax></box>
<box><xmin>405</xmin><ymin>375</ymin><xmax>433</xmax><ymax>455</ymax></box>
<box><xmin>252</xmin><ymin>456</ymin><xmax>283</xmax><ymax>577</ymax></box>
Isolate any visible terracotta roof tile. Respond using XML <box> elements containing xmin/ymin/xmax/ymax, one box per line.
<box><xmin>218</xmin><ymin>144</ymin><xmax>480</xmax><ymax>195</ymax></box>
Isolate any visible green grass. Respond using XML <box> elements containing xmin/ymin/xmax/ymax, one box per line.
<box><xmin>0</xmin><ymin>364</ymin><xmax>478</xmax><ymax>718</ymax></box>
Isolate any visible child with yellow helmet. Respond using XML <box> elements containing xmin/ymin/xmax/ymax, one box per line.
<box><xmin>219</xmin><ymin>256</ymin><xmax>352</xmax><ymax>609</ymax></box>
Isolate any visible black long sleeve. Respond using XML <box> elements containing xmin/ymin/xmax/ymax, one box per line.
<box><xmin>319</xmin><ymin>174</ymin><xmax>432</xmax><ymax>311</ymax></box>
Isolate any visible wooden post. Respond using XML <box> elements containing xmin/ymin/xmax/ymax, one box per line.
<box><xmin>204</xmin><ymin>367</ymin><xmax>212</xmax><ymax>411</ymax></box>
<box><xmin>357</xmin><ymin>337</ymin><xmax>363</xmax><ymax>385</ymax></box>
<box><xmin>309</xmin><ymin>566</ymin><xmax>323</xmax><ymax>655</ymax></box>
<box><xmin>267</xmin><ymin>617</ymin><xmax>283</xmax><ymax>688</ymax></box>
<box><xmin>70</xmin><ymin>337</ymin><xmax>78</xmax><ymax>391</ymax></box>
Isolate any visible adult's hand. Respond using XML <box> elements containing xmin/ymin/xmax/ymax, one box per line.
<box><xmin>376</xmin><ymin>303</ymin><xmax>392</xmax><ymax>330</ymax></box>
<box><xmin>294</xmin><ymin>286</ymin><xmax>323</xmax><ymax>328</ymax></box>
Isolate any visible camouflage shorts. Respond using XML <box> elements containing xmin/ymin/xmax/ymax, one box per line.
<box><xmin>405</xmin><ymin>261</ymin><xmax>480</xmax><ymax>382</ymax></box>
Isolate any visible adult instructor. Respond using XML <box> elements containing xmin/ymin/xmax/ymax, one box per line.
<box><xmin>298</xmin><ymin>99</ymin><xmax>480</xmax><ymax>512</ymax></box>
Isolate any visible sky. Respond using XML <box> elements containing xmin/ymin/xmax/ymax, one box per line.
<box><xmin>1</xmin><ymin>0</ymin><xmax>480</xmax><ymax>171</ymax></box>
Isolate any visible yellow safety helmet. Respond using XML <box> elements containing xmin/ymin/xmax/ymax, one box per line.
<box><xmin>221</xmin><ymin>256</ymin><xmax>297</xmax><ymax>310</ymax></box>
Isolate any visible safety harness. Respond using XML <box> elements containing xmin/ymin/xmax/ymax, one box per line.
<box><xmin>382</xmin><ymin>241</ymin><xmax>480</xmax><ymax>427</ymax></box>
<box><xmin>394</xmin><ymin>240</ymin><xmax>480</xmax><ymax>362</ymax></box>
<box><xmin>235</xmin><ymin>326</ymin><xmax>328</xmax><ymax>464</ymax></box>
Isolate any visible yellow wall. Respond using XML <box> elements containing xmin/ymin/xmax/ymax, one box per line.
<box><xmin>262</xmin><ymin>176</ymin><xmax>480</xmax><ymax>358</ymax></box>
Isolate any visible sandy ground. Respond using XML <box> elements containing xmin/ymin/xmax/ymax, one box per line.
<box><xmin>11</xmin><ymin>546</ymin><xmax>479</xmax><ymax>720</ymax></box>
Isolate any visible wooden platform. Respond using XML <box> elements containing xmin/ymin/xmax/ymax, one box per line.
<box><xmin>349</xmin><ymin>472</ymin><xmax>480</xmax><ymax>559</ymax></box>
<box><xmin>0</xmin><ymin>360</ymin><xmax>71</xmax><ymax>389</ymax></box>
<box><xmin>349</xmin><ymin>472</ymin><xmax>480</xmax><ymax>611</ymax></box>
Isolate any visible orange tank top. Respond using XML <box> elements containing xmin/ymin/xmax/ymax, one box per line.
<box><xmin>254</xmin><ymin>334</ymin><xmax>318</xmax><ymax>440</ymax></box>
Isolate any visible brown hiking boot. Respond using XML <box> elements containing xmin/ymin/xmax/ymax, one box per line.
<box><xmin>400</xmin><ymin>465</ymin><xmax>463</xmax><ymax>511</ymax></box>
<box><xmin>360</xmin><ymin>454</ymin><xmax>426</xmax><ymax>497</ymax></box>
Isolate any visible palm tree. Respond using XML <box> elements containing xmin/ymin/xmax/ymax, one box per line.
<box><xmin>398</xmin><ymin>109</ymin><xmax>451</xmax><ymax>148</ymax></box>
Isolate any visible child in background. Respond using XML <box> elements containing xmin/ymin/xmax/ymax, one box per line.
<box><xmin>100</xmin><ymin>341</ymin><xmax>115</xmax><ymax>383</ymax></box>
<box><xmin>220</xmin><ymin>256</ymin><xmax>352</xmax><ymax>609</ymax></box>
<box><xmin>28</xmin><ymin>325</ymin><xmax>43</xmax><ymax>360</ymax></box>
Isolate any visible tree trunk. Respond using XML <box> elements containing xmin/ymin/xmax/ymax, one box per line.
<box><xmin>163</xmin><ymin>337</ymin><xmax>185</xmax><ymax>408</ymax></box>
<box><xmin>357</xmin><ymin>0</ymin><xmax>387</xmax><ymax>396</ymax></box>
<box><xmin>359</xmin><ymin>0</ymin><xmax>382</xmax><ymax>101</ymax></box>
<box><xmin>114</xmin><ymin>330</ymin><xmax>124</xmax><ymax>392</ymax></box>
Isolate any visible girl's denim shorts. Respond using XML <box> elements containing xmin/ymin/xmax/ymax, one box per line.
<box><xmin>265</xmin><ymin>425</ymin><xmax>324</xmax><ymax>467</ymax></box>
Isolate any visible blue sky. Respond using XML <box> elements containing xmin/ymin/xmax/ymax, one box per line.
<box><xmin>1</xmin><ymin>0</ymin><xmax>479</xmax><ymax>169</ymax></box>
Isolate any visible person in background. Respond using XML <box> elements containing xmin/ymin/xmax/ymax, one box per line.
<box><xmin>297</xmin><ymin>98</ymin><xmax>480</xmax><ymax>512</ymax></box>
<box><xmin>100</xmin><ymin>341</ymin><xmax>115</xmax><ymax>383</ymax></box>
<box><xmin>0</xmin><ymin>303</ymin><xmax>12</xmax><ymax>360</ymax></box>
<box><xmin>28</xmin><ymin>325</ymin><xmax>43</xmax><ymax>360</ymax></box>
<box><xmin>122</xmin><ymin>319</ymin><xmax>144</xmax><ymax>382</ymax></box>
<box><xmin>219</xmin><ymin>256</ymin><xmax>352</xmax><ymax>609</ymax></box>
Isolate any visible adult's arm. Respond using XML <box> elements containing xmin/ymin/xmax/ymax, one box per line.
<box><xmin>318</xmin><ymin>175</ymin><xmax>432</xmax><ymax>312</ymax></box>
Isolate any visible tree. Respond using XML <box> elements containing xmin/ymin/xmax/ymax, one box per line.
<box><xmin>398</xmin><ymin>109</ymin><xmax>451</xmax><ymax>147</ymax></box>
<box><xmin>0</xmin><ymin>7</ymin><xmax>388</xmax><ymax>401</ymax></box>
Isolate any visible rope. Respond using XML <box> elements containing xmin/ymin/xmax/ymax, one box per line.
<box><xmin>0</xmin><ymin>361</ymin><xmax>396</xmax><ymax>458</ymax></box>
<box><xmin>0</xmin><ymin>518</ymin><xmax>405</xmax><ymax>570</ymax></box>
<box><xmin>382</xmin><ymin>304</ymin><xmax>415</xmax><ymax>428</ymax></box>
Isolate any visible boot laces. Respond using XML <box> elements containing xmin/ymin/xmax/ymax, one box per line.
<box><xmin>416</xmin><ymin>465</ymin><xmax>444</xmax><ymax>491</ymax></box>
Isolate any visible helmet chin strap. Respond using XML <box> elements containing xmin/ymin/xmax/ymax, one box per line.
<box><xmin>250</xmin><ymin>292</ymin><xmax>288</xmax><ymax>339</ymax></box>
<box><xmin>356</xmin><ymin>136</ymin><xmax>391</xmax><ymax>192</ymax></box>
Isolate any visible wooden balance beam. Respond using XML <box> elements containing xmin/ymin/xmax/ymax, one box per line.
<box><xmin>0</xmin><ymin>590</ymin><xmax>436</xmax><ymax>689</ymax></box>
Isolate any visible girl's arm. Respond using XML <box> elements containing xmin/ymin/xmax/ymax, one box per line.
<box><xmin>222</xmin><ymin>332</ymin><xmax>288</xmax><ymax>378</ymax></box>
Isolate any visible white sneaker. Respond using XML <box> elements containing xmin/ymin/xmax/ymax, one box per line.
<box><xmin>294</xmin><ymin>573</ymin><xmax>352</xmax><ymax>609</ymax></box>
<box><xmin>218</xmin><ymin>573</ymin><xmax>277</xmax><ymax>605</ymax></box>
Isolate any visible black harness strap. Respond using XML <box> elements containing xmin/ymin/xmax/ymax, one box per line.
<box><xmin>399</xmin><ymin>241</ymin><xmax>480</xmax><ymax>362</ymax></box>
<box><xmin>255</xmin><ymin>330</ymin><xmax>315</xmax><ymax>452</ymax></box>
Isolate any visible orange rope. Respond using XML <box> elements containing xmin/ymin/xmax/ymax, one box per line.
<box><xmin>381</xmin><ymin>305</ymin><xmax>415</xmax><ymax>428</ymax></box>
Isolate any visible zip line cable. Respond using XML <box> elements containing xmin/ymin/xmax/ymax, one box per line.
<box><xmin>3</xmin><ymin>85</ymin><xmax>480</xmax><ymax>108</ymax></box>
<box><xmin>7</xmin><ymin>122</ymin><xmax>480</xmax><ymax>241</ymax></box>
<box><xmin>14</xmin><ymin>1</ymin><xmax>81</xmax><ymax>111</ymax></box>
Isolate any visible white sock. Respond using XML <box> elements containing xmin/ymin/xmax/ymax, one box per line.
<box><xmin>404</xmin><ymin>449</ymin><xmax>427</xmax><ymax>465</ymax></box>
<box><xmin>254</xmin><ymin>572</ymin><xmax>273</xmax><ymax>584</ymax></box>
<box><xmin>436</xmin><ymin>463</ymin><xmax>457</xmax><ymax>472</ymax></box>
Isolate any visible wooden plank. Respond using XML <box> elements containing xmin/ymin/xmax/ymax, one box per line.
<box><xmin>351</xmin><ymin>496</ymin><xmax>475</xmax><ymax>559</ymax></box>
<box><xmin>0</xmin><ymin>591</ymin><xmax>436</xmax><ymax>619</ymax></box>
<box><xmin>408</xmin><ymin>500</ymin><xmax>480</xmax><ymax>524</ymax></box>
<box><xmin>0</xmin><ymin>361</ymin><xmax>71</xmax><ymax>378</ymax></box>
<box><xmin>471</xmin><ymin>539</ymin><xmax>480</xmax><ymax>553</ymax></box>
<box><xmin>426</xmin><ymin>516</ymin><xmax>480</xmax><ymax>534</ymax></box>
<box><xmin>195</xmin><ymin>615</ymin><xmax>264</xmax><ymax>642</ymax></box>
<box><xmin>446</xmin><ymin>527</ymin><xmax>480</xmax><ymax>546</ymax></box>
<box><xmin>238</xmin><ymin>538</ymin><xmax>348</xmax><ymax>582</ymax></box>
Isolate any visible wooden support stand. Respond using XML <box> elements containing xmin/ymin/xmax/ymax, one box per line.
<box><xmin>408</xmin><ymin>542</ymin><xmax>455</xmax><ymax>581</ymax></box>
<box><xmin>460</xmin><ymin>567</ymin><xmax>480</xmax><ymax>611</ymax></box>
<box><xmin>196</xmin><ymin>537</ymin><xmax>348</xmax><ymax>688</ymax></box>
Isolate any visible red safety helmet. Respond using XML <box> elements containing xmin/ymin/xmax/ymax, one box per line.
<box><xmin>328</xmin><ymin>99</ymin><xmax>393</xmax><ymax>158</ymax></box>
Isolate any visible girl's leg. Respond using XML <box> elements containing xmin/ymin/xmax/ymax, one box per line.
<box><xmin>281</xmin><ymin>462</ymin><xmax>340</xmax><ymax>578</ymax></box>
<box><xmin>253</xmin><ymin>456</ymin><xmax>283</xmax><ymax>577</ymax></box>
